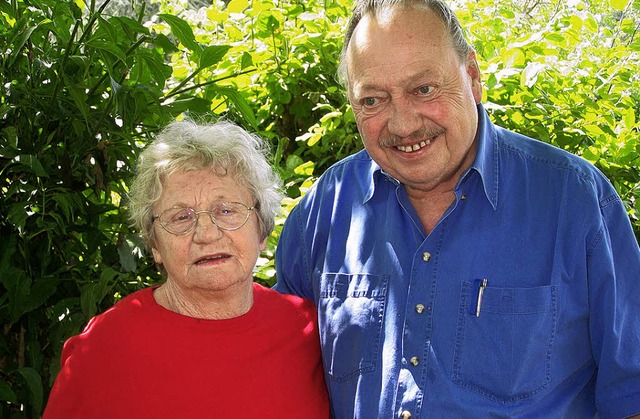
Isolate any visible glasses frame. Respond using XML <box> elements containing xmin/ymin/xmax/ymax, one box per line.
<box><xmin>153</xmin><ymin>202</ymin><xmax>256</xmax><ymax>235</ymax></box>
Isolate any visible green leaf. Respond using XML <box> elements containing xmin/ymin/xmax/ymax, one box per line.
<box><xmin>610</xmin><ymin>0</ymin><xmax>628</xmax><ymax>11</ymax></box>
<box><xmin>66</xmin><ymin>82</ymin><xmax>91</xmax><ymax>126</ymax></box>
<box><xmin>218</xmin><ymin>87</ymin><xmax>258</xmax><ymax>129</ymax></box>
<box><xmin>502</xmin><ymin>48</ymin><xmax>526</xmax><ymax>67</ymax></box>
<box><xmin>623</xmin><ymin>108</ymin><xmax>636</xmax><ymax>128</ymax></box>
<box><xmin>0</xmin><ymin>380</ymin><xmax>18</xmax><ymax>404</ymax></box>
<box><xmin>89</xmin><ymin>39</ymin><xmax>127</xmax><ymax>61</ymax></box>
<box><xmin>112</xmin><ymin>16</ymin><xmax>149</xmax><ymax>36</ymax></box>
<box><xmin>80</xmin><ymin>268</ymin><xmax>118</xmax><ymax>318</ymax></box>
<box><xmin>5</xmin><ymin>268</ymin><xmax>31</xmax><ymax>324</ymax></box>
<box><xmin>16</xmin><ymin>155</ymin><xmax>49</xmax><ymax>177</ymax></box>
<box><xmin>118</xmin><ymin>237</ymin><xmax>138</xmax><ymax>273</ymax></box>
<box><xmin>16</xmin><ymin>367</ymin><xmax>43</xmax><ymax>413</ymax></box>
<box><xmin>227</xmin><ymin>0</ymin><xmax>249</xmax><ymax>13</ymax></box>
<box><xmin>198</xmin><ymin>45</ymin><xmax>231</xmax><ymax>69</ymax></box>
<box><xmin>28</xmin><ymin>277</ymin><xmax>60</xmax><ymax>313</ymax></box>
<box><xmin>158</xmin><ymin>14</ymin><xmax>201</xmax><ymax>53</ymax></box>
<box><xmin>0</xmin><ymin>234</ymin><xmax>17</xmax><ymax>276</ymax></box>
<box><xmin>153</xmin><ymin>33</ymin><xmax>179</xmax><ymax>54</ymax></box>
<box><xmin>7</xmin><ymin>202</ymin><xmax>30</xmax><ymax>232</ymax></box>
<box><xmin>140</xmin><ymin>53</ymin><xmax>173</xmax><ymax>85</ymax></box>
<box><xmin>285</xmin><ymin>154</ymin><xmax>304</xmax><ymax>173</ymax></box>
<box><xmin>584</xmin><ymin>15</ymin><xmax>599</xmax><ymax>32</ymax></box>
<box><xmin>544</xmin><ymin>33</ymin><xmax>565</xmax><ymax>45</ymax></box>
<box><xmin>294</xmin><ymin>161</ymin><xmax>315</xmax><ymax>176</ymax></box>
<box><xmin>9</xmin><ymin>24</ymin><xmax>36</xmax><ymax>67</ymax></box>
<box><xmin>164</xmin><ymin>96</ymin><xmax>212</xmax><ymax>115</ymax></box>
<box><xmin>240</xmin><ymin>52</ymin><xmax>254</xmax><ymax>70</ymax></box>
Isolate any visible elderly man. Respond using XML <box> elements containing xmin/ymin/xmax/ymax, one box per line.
<box><xmin>274</xmin><ymin>1</ymin><xmax>640</xmax><ymax>418</ymax></box>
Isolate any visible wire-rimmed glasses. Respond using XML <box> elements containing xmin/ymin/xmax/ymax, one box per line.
<box><xmin>153</xmin><ymin>202</ymin><xmax>255</xmax><ymax>235</ymax></box>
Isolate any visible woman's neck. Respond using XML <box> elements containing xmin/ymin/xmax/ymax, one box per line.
<box><xmin>154</xmin><ymin>281</ymin><xmax>254</xmax><ymax>320</ymax></box>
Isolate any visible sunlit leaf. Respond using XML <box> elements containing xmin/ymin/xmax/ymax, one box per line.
<box><xmin>198</xmin><ymin>45</ymin><xmax>231</xmax><ymax>69</ymax></box>
<box><xmin>159</xmin><ymin>14</ymin><xmax>200</xmax><ymax>53</ymax></box>
<box><xmin>240</xmin><ymin>52</ymin><xmax>254</xmax><ymax>70</ymax></box>
<box><xmin>227</xmin><ymin>0</ymin><xmax>249</xmax><ymax>13</ymax></box>
<box><xmin>218</xmin><ymin>87</ymin><xmax>258</xmax><ymax>129</ymax></box>
<box><xmin>610</xmin><ymin>0</ymin><xmax>628</xmax><ymax>11</ymax></box>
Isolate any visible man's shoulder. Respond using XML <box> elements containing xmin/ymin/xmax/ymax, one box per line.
<box><xmin>319</xmin><ymin>148</ymin><xmax>373</xmax><ymax>178</ymax></box>
<box><xmin>495</xmin><ymin>125</ymin><xmax>603</xmax><ymax>180</ymax></box>
<box><xmin>289</xmin><ymin>149</ymin><xmax>375</xmax><ymax>214</ymax></box>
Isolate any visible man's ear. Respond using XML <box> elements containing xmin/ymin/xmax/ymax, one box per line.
<box><xmin>466</xmin><ymin>50</ymin><xmax>483</xmax><ymax>104</ymax></box>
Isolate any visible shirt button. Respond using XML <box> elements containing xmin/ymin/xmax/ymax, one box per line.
<box><xmin>415</xmin><ymin>304</ymin><xmax>425</xmax><ymax>314</ymax></box>
<box><xmin>410</xmin><ymin>356</ymin><xmax>419</xmax><ymax>366</ymax></box>
<box><xmin>422</xmin><ymin>252</ymin><xmax>431</xmax><ymax>262</ymax></box>
<box><xmin>461</xmin><ymin>194</ymin><xmax>467</xmax><ymax>200</ymax></box>
<box><xmin>401</xmin><ymin>411</ymin><xmax>412</xmax><ymax>418</ymax></box>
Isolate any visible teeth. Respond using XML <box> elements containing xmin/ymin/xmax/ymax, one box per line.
<box><xmin>196</xmin><ymin>255</ymin><xmax>225</xmax><ymax>264</ymax></box>
<box><xmin>397</xmin><ymin>139</ymin><xmax>431</xmax><ymax>153</ymax></box>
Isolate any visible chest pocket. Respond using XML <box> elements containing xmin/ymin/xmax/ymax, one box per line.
<box><xmin>452</xmin><ymin>280</ymin><xmax>557</xmax><ymax>403</ymax></box>
<box><xmin>317</xmin><ymin>273</ymin><xmax>388</xmax><ymax>382</ymax></box>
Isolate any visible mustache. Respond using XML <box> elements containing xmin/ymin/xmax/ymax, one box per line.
<box><xmin>379</xmin><ymin>126</ymin><xmax>446</xmax><ymax>147</ymax></box>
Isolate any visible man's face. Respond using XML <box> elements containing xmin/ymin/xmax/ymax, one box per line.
<box><xmin>346</xmin><ymin>6</ymin><xmax>483</xmax><ymax>194</ymax></box>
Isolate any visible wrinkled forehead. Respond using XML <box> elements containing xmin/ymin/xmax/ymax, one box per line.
<box><xmin>348</xmin><ymin>5</ymin><xmax>446</xmax><ymax>53</ymax></box>
<box><xmin>347</xmin><ymin>7</ymin><xmax>448</xmax><ymax>70</ymax></box>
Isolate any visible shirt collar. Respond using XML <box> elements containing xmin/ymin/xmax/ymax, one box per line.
<box><xmin>364</xmin><ymin>103</ymin><xmax>499</xmax><ymax>210</ymax></box>
<box><xmin>465</xmin><ymin>103</ymin><xmax>499</xmax><ymax>210</ymax></box>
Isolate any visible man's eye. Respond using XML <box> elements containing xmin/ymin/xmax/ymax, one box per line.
<box><xmin>363</xmin><ymin>97</ymin><xmax>377</xmax><ymax>106</ymax></box>
<box><xmin>417</xmin><ymin>85</ymin><xmax>433</xmax><ymax>95</ymax></box>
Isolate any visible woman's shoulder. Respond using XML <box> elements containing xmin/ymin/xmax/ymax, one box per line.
<box><xmin>75</xmin><ymin>287</ymin><xmax>156</xmax><ymax>337</ymax></box>
<box><xmin>252</xmin><ymin>282</ymin><xmax>317</xmax><ymax>319</ymax></box>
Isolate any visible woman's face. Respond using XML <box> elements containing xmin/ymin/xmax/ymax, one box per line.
<box><xmin>151</xmin><ymin>167</ymin><xmax>265</xmax><ymax>297</ymax></box>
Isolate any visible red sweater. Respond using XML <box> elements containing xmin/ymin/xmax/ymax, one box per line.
<box><xmin>44</xmin><ymin>283</ymin><xmax>329</xmax><ymax>418</ymax></box>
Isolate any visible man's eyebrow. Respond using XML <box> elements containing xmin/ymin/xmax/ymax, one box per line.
<box><xmin>354</xmin><ymin>68</ymin><xmax>440</xmax><ymax>93</ymax></box>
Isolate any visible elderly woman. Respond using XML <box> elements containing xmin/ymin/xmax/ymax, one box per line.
<box><xmin>43</xmin><ymin>120</ymin><xmax>330</xmax><ymax>418</ymax></box>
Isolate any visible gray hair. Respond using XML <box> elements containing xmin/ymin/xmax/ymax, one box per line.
<box><xmin>128</xmin><ymin>119</ymin><xmax>283</xmax><ymax>249</ymax></box>
<box><xmin>337</xmin><ymin>0</ymin><xmax>473</xmax><ymax>87</ymax></box>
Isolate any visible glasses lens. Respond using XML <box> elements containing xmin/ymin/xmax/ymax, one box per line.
<box><xmin>211</xmin><ymin>202</ymin><xmax>250</xmax><ymax>230</ymax></box>
<box><xmin>160</xmin><ymin>207</ymin><xmax>196</xmax><ymax>234</ymax></box>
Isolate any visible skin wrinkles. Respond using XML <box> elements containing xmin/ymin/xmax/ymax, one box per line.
<box><xmin>346</xmin><ymin>6</ymin><xmax>482</xmax><ymax>232</ymax></box>
<box><xmin>151</xmin><ymin>167</ymin><xmax>265</xmax><ymax>319</ymax></box>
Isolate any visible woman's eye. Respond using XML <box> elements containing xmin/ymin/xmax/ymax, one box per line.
<box><xmin>176</xmin><ymin>212</ymin><xmax>193</xmax><ymax>222</ymax></box>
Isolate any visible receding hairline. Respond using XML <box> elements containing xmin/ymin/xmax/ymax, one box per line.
<box><xmin>338</xmin><ymin>0</ymin><xmax>473</xmax><ymax>87</ymax></box>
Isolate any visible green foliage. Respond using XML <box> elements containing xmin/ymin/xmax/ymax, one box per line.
<box><xmin>457</xmin><ymin>0</ymin><xmax>640</xmax><ymax>234</ymax></box>
<box><xmin>0</xmin><ymin>0</ymin><xmax>251</xmax><ymax>416</ymax></box>
<box><xmin>1</xmin><ymin>0</ymin><xmax>639</xmax><ymax>416</ymax></box>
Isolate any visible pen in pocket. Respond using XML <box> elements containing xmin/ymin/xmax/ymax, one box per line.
<box><xmin>476</xmin><ymin>278</ymin><xmax>488</xmax><ymax>317</ymax></box>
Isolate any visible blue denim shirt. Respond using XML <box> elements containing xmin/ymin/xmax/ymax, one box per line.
<box><xmin>274</xmin><ymin>105</ymin><xmax>640</xmax><ymax>418</ymax></box>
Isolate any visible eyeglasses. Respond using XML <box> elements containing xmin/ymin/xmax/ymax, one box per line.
<box><xmin>153</xmin><ymin>202</ymin><xmax>255</xmax><ymax>235</ymax></box>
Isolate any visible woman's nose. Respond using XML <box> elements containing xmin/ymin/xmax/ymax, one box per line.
<box><xmin>192</xmin><ymin>215</ymin><xmax>223</xmax><ymax>242</ymax></box>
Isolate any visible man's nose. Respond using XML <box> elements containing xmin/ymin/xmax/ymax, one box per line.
<box><xmin>387</xmin><ymin>97</ymin><xmax>423</xmax><ymax>138</ymax></box>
